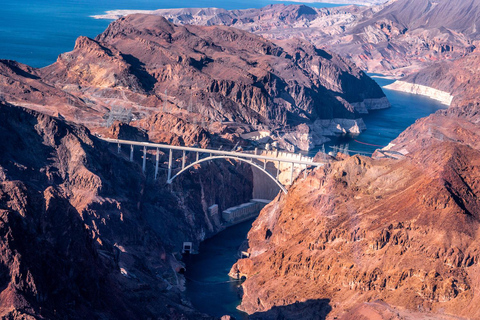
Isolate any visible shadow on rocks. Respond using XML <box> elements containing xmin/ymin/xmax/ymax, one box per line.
<box><xmin>248</xmin><ymin>299</ymin><xmax>332</xmax><ymax>320</ymax></box>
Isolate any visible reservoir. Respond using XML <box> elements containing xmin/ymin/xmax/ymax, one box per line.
<box><xmin>315</xmin><ymin>75</ymin><xmax>449</xmax><ymax>156</ymax></box>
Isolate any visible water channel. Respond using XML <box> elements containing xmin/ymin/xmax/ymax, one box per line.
<box><xmin>184</xmin><ymin>219</ymin><xmax>253</xmax><ymax>319</ymax></box>
<box><xmin>183</xmin><ymin>77</ymin><xmax>448</xmax><ymax>318</ymax></box>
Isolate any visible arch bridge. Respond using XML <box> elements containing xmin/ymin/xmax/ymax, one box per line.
<box><xmin>100</xmin><ymin>138</ymin><xmax>326</xmax><ymax>194</ymax></box>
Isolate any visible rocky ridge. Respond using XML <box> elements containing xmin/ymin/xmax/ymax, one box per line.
<box><xmin>0</xmin><ymin>14</ymin><xmax>389</xmax><ymax>151</ymax></box>
<box><xmin>107</xmin><ymin>1</ymin><xmax>480</xmax><ymax>77</ymax></box>
<box><xmin>229</xmin><ymin>38</ymin><xmax>480</xmax><ymax>319</ymax></box>
<box><xmin>232</xmin><ymin>119</ymin><xmax>480</xmax><ymax>318</ymax></box>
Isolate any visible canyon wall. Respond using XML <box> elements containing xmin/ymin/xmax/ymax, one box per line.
<box><xmin>116</xmin><ymin>2</ymin><xmax>480</xmax><ymax>77</ymax></box>
<box><xmin>231</xmin><ymin>72</ymin><xmax>480</xmax><ymax>319</ymax></box>
<box><xmin>0</xmin><ymin>13</ymin><xmax>389</xmax><ymax>151</ymax></box>
<box><xmin>0</xmin><ymin>102</ymin><xmax>257</xmax><ymax>319</ymax></box>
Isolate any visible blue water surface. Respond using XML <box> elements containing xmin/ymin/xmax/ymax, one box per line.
<box><xmin>184</xmin><ymin>219</ymin><xmax>254</xmax><ymax>319</ymax></box>
<box><xmin>310</xmin><ymin>75</ymin><xmax>448</xmax><ymax>156</ymax></box>
<box><xmin>0</xmin><ymin>0</ymin><xmax>343</xmax><ymax>68</ymax></box>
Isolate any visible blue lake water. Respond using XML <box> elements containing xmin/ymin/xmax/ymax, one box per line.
<box><xmin>312</xmin><ymin>75</ymin><xmax>448</xmax><ymax>156</ymax></box>
<box><xmin>0</xmin><ymin>0</ymin><xmax>343</xmax><ymax>68</ymax></box>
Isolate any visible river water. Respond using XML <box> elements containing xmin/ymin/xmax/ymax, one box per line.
<box><xmin>183</xmin><ymin>219</ymin><xmax>253</xmax><ymax>319</ymax></box>
<box><xmin>310</xmin><ymin>75</ymin><xmax>448</xmax><ymax>156</ymax></box>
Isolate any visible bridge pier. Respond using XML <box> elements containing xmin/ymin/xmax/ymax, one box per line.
<box><xmin>117</xmin><ymin>143</ymin><xmax>121</xmax><ymax>154</ymax></box>
<box><xmin>290</xmin><ymin>163</ymin><xmax>294</xmax><ymax>185</ymax></box>
<box><xmin>155</xmin><ymin>148</ymin><xmax>159</xmax><ymax>180</ymax></box>
<box><xmin>276</xmin><ymin>160</ymin><xmax>280</xmax><ymax>179</ymax></box>
<box><xmin>182</xmin><ymin>150</ymin><xmax>186</xmax><ymax>169</ymax></box>
<box><xmin>196</xmin><ymin>152</ymin><xmax>199</xmax><ymax>162</ymax></box>
<box><xmin>142</xmin><ymin>146</ymin><xmax>147</xmax><ymax>173</ymax></box>
<box><xmin>130</xmin><ymin>145</ymin><xmax>134</xmax><ymax>162</ymax></box>
<box><xmin>168</xmin><ymin>149</ymin><xmax>173</xmax><ymax>181</ymax></box>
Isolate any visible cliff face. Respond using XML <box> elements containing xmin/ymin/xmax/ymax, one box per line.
<box><xmin>0</xmin><ymin>60</ymin><xmax>95</xmax><ymax>120</ymax></box>
<box><xmin>1</xmin><ymin>14</ymin><xmax>388</xmax><ymax>151</ymax></box>
<box><xmin>88</xmin><ymin>13</ymin><xmax>386</xmax><ymax>123</ymax></box>
<box><xmin>386</xmin><ymin>50</ymin><xmax>480</xmax><ymax>107</ymax></box>
<box><xmin>0</xmin><ymin>102</ymin><xmax>254</xmax><ymax>319</ymax></box>
<box><xmin>231</xmin><ymin>96</ymin><xmax>480</xmax><ymax>318</ymax></box>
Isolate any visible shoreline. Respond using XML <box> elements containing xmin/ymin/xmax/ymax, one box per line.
<box><xmin>276</xmin><ymin>0</ymin><xmax>386</xmax><ymax>5</ymax></box>
<box><xmin>91</xmin><ymin>9</ymin><xmax>156</xmax><ymax>20</ymax></box>
<box><xmin>90</xmin><ymin>0</ymin><xmax>388</xmax><ymax>20</ymax></box>
<box><xmin>384</xmin><ymin>80</ymin><xmax>454</xmax><ymax>106</ymax></box>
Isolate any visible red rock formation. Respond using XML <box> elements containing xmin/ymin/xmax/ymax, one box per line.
<box><xmin>89</xmin><ymin>14</ymin><xmax>386</xmax><ymax>126</ymax></box>
<box><xmin>232</xmin><ymin>98</ymin><xmax>480</xmax><ymax>318</ymax></box>
<box><xmin>146</xmin><ymin>2</ymin><xmax>480</xmax><ymax>76</ymax></box>
<box><xmin>0</xmin><ymin>59</ymin><xmax>95</xmax><ymax>120</ymax></box>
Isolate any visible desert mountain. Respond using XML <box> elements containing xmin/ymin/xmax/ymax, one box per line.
<box><xmin>231</xmin><ymin>99</ymin><xmax>480</xmax><ymax>319</ymax></box>
<box><xmin>225</xmin><ymin>8</ymin><xmax>480</xmax><ymax>315</ymax></box>
<box><xmin>385</xmin><ymin>49</ymin><xmax>480</xmax><ymax>107</ymax></box>
<box><xmin>121</xmin><ymin>1</ymin><xmax>480</xmax><ymax>76</ymax></box>
<box><xmin>0</xmin><ymin>14</ymin><xmax>388</xmax><ymax>151</ymax></box>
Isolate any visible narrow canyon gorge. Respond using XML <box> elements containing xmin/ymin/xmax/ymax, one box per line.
<box><xmin>1</xmin><ymin>0</ymin><xmax>480</xmax><ymax>319</ymax></box>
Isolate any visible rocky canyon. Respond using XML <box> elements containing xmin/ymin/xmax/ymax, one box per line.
<box><xmin>0</xmin><ymin>14</ymin><xmax>388</xmax><ymax>152</ymax></box>
<box><xmin>227</xmin><ymin>2</ymin><xmax>480</xmax><ymax>317</ymax></box>
<box><xmin>1</xmin><ymin>0</ymin><xmax>480</xmax><ymax>319</ymax></box>
<box><xmin>103</xmin><ymin>0</ymin><xmax>480</xmax><ymax>78</ymax></box>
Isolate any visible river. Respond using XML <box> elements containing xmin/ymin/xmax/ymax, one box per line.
<box><xmin>308</xmin><ymin>75</ymin><xmax>448</xmax><ymax>156</ymax></box>
<box><xmin>183</xmin><ymin>219</ymin><xmax>253</xmax><ymax>319</ymax></box>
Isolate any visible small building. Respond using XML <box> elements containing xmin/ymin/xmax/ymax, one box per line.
<box><xmin>222</xmin><ymin>199</ymin><xmax>270</xmax><ymax>225</ymax></box>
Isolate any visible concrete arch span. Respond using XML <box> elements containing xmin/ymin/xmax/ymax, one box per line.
<box><xmin>167</xmin><ymin>155</ymin><xmax>288</xmax><ymax>194</ymax></box>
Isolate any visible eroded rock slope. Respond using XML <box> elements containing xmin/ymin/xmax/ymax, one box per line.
<box><xmin>0</xmin><ymin>102</ymin><xmax>254</xmax><ymax>319</ymax></box>
<box><xmin>0</xmin><ymin>14</ymin><xmax>388</xmax><ymax>151</ymax></box>
<box><xmin>231</xmin><ymin>81</ymin><xmax>480</xmax><ymax>319</ymax></box>
<box><xmin>127</xmin><ymin>1</ymin><xmax>480</xmax><ymax>77</ymax></box>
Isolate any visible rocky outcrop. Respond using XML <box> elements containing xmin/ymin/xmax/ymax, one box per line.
<box><xmin>0</xmin><ymin>102</ymin><xmax>256</xmax><ymax>319</ymax></box>
<box><xmin>91</xmin><ymin>14</ymin><xmax>386</xmax><ymax>124</ymax></box>
<box><xmin>0</xmin><ymin>59</ymin><xmax>96</xmax><ymax>120</ymax></box>
<box><xmin>232</xmin><ymin>145</ymin><xmax>480</xmax><ymax>318</ymax></box>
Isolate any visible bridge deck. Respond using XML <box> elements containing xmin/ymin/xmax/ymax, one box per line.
<box><xmin>100</xmin><ymin>138</ymin><xmax>326</xmax><ymax>167</ymax></box>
